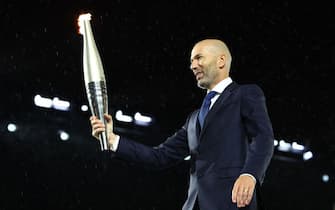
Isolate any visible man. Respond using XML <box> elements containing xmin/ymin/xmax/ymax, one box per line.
<box><xmin>90</xmin><ymin>39</ymin><xmax>274</xmax><ymax>210</ymax></box>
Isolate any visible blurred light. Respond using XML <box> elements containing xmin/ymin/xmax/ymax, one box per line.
<box><xmin>34</xmin><ymin>94</ymin><xmax>70</xmax><ymax>111</ymax></box>
<box><xmin>303</xmin><ymin>151</ymin><xmax>313</xmax><ymax>161</ymax></box>
<box><xmin>7</xmin><ymin>123</ymin><xmax>17</xmax><ymax>132</ymax></box>
<box><xmin>278</xmin><ymin>140</ymin><xmax>291</xmax><ymax>152</ymax></box>
<box><xmin>53</xmin><ymin>97</ymin><xmax>70</xmax><ymax>111</ymax></box>
<box><xmin>134</xmin><ymin>112</ymin><xmax>152</xmax><ymax>126</ymax></box>
<box><xmin>115</xmin><ymin>110</ymin><xmax>133</xmax><ymax>123</ymax></box>
<box><xmin>184</xmin><ymin>155</ymin><xmax>191</xmax><ymax>161</ymax></box>
<box><xmin>292</xmin><ymin>142</ymin><xmax>305</xmax><ymax>151</ymax></box>
<box><xmin>34</xmin><ymin>95</ymin><xmax>53</xmax><ymax>108</ymax></box>
<box><xmin>322</xmin><ymin>174</ymin><xmax>329</xmax><ymax>183</ymax></box>
<box><xmin>274</xmin><ymin>139</ymin><xmax>278</xmax><ymax>146</ymax></box>
<box><xmin>81</xmin><ymin>105</ymin><xmax>89</xmax><ymax>112</ymax></box>
<box><xmin>59</xmin><ymin>131</ymin><xmax>70</xmax><ymax>141</ymax></box>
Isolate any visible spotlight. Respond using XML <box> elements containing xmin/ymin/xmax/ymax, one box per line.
<box><xmin>274</xmin><ymin>140</ymin><xmax>278</xmax><ymax>146</ymax></box>
<box><xmin>322</xmin><ymin>174</ymin><xmax>329</xmax><ymax>183</ymax></box>
<box><xmin>7</xmin><ymin>123</ymin><xmax>17</xmax><ymax>132</ymax></box>
<box><xmin>134</xmin><ymin>112</ymin><xmax>152</xmax><ymax>126</ymax></box>
<box><xmin>303</xmin><ymin>151</ymin><xmax>313</xmax><ymax>161</ymax></box>
<box><xmin>34</xmin><ymin>94</ymin><xmax>70</xmax><ymax>111</ymax></box>
<box><xmin>52</xmin><ymin>97</ymin><xmax>70</xmax><ymax>111</ymax></box>
<box><xmin>34</xmin><ymin>94</ymin><xmax>53</xmax><ymax>108</ymax></box>
<box><xmin>291</xmin><ymin>142</ymin><xmax>305</xmax><ymax>151</ymax></box>
<box><xmin>58</xmin><ymin>130</ymin><xmax>70</xmax><ymax>141</ymax></box>
<box><xmin>115</xmin><ymin>110</ymin><xmax>133</xmax><ymax>123</ymax></box>
<box><xmin>81</xmin><ymin>105</ymin><xmax>89</xmax><ymax>112</ymax></box>
<box><xmin>278</xmin><ymin>140</ymin><xmax>291</xmax><ymax>152</ymax></box>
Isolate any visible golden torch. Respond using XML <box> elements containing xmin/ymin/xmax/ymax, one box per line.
<box><xmin>78</xmin><ymin>13</ymin><xmax>109</xmax><ymax>151</ymax></box>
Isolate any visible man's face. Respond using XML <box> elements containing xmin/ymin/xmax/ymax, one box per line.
<box><xmin>190</xmin><ymin>43</ymin><xmax>220</xmax><ymax>90</ymax></box>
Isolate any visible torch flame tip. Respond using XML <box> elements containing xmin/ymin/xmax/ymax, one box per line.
<box><xmin>77</xmin><ymin>13</ymin><xmax>92</xmax><ymax>35</ymax></box>
<box><xmin>78</xmin><ymin>13</ymin><xmax>92</xmax><ymax>20</ymax></box>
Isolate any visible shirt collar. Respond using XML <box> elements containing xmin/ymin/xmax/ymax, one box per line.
<box><xmin>208</xmin><ymin>77</ymin><xmax>233</xmax><ymax>94</ymax></box>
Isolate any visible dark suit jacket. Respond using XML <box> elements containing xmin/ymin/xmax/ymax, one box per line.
<box><xmin>115</xmin><ymin>82</ymin><xmax>274</xmax><ymax>210</ymax></box>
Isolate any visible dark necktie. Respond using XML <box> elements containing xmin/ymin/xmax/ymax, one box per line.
<box><xmin>198</xmin><ymin>91</ymin><xmax>217</xmax><ymax>128</ymax></box>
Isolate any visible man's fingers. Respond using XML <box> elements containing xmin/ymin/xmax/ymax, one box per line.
<box><xmin>92</xmin><ymin>127</ymin><xmax>105</xmax><ymax>137</ymax></box>
<box><xmin>231</xmin><ymin>183</ymin><xmax>238</xmax><ymax>203</ymax></box>
<box><xmin>91</xmin><ymin>118</ymin><xmax>104</xmax><ymax>126</ymax></box>
<box><xmin>245</xmin><ymin>191</ymin><xmax>253</xmax><ymax>205</ymax></box>
<box><xmin>104</xmin><ymin>114</ymin><xmax>112</xmax><ymax>122</ymax></box>
<box><xmin>237</xmin><ymin>188</ymin><xmax>245</xmax><ymax>207</ymax></box>
<box><xmin>90</xmin><ymin>115</ymin><xmax>107</xmax><ymax>139</ymax></box>
<box><xmin>92</xmin><ymin>123</ymin><xmax>105</xmax><ymax>130</ymax></box>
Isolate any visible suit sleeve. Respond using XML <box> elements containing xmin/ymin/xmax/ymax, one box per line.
<box><xmin>240</xmin><ymin>85</ymin><xmax>274</xmax><ymax>183</ymax></box>
<box><xmin>115</xmin><ymin>121</ymin><xmax>190</xmax><ymax>170</ymax></box>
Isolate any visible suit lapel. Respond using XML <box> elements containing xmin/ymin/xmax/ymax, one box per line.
<box><xmin>199</xmin><ymin>82</ymin><xmax>238</xmax><ymax>138</ymax></box>
<box><xmin>187</xmin><ymin>110</ymin><xmax>201</xmax><ymax>151</ymax></box>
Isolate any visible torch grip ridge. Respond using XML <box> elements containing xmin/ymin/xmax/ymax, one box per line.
<box><xmin>87</xmin><ymin>81</ymin><xmax>109</xmax><ymax>151</ymax></box>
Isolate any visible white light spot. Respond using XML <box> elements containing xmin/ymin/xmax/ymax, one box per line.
<box><xmin>34</xmin><ymin>94</ymin><xmax>53</xmax><ymax>108</ymax></box>
<box><xmin>7</xmin><ymin>123</ymin><xmax>17</xmax><ymax>132</ymax></box>
<box><xmin>303</xmin><ymin>151</ymin><xmax>313</xmax><ymax>161</ymax></box>
<box><xmin>115</xmin><ymin>110</ymin><xmax>133</xmax><ymax>123</ymax></box>
<box><xmin>52</xmin><ymin>97</ymin><xmax>70</xmax><ymax>111</ymax></box>
<box><xmin>292</xmin><ymin>142</ymin><xmax>305</xmax><ymax>151</ymax></box>
<box><xmin>81</xmin><ymin>105</ymin><xmax>89</xmax><ymax>112</ymax></box>
<box><xmin>274</xmin><ymin>139</ymin><xmax>278</xmax><ymax>146</ymax></box>
<box><xmin>134</xmin><ymin>112</ymin><xmax>152</xmax><ymax>126</ymax></box>
<box><xmin>184</xmin><ymin>155</ymin><xmax>191</xmax><ymax>161</ymax></box>
<box><xmin>322</xmin><ymin>174</ymin><xmax>329</xmax><ymax>183</ymax></box>
<box><xmin>278</xmin><ymin>140</ymin><xmax>291</xmax><ymax>152</ymax></box>
<box><xmin>59</xmin><ymin>131</ymin><xmax>70</xmax><ymax>141</ymax></box>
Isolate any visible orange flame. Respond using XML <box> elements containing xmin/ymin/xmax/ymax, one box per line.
<box><xmin>77</xmin><ymin>13</ymin><xmax>92</xmax><ymax>35</ymax></box>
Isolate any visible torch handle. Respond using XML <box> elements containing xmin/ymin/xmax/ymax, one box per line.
<box><xmin>87</xmin><ymin>81</ymin><xmax>109</xmax><ymax>151</ymax></box>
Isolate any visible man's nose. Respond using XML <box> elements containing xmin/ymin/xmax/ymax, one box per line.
<box><xmin>190</xmin><ymin>61</ymin><xmax>198</xmax><ymax>71</ymax></box>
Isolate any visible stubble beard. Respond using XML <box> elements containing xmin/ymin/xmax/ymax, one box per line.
<box><xmin>197</xmin><ymin>78</ymin><xmax>210</xmax><ymax>89</ymax></box>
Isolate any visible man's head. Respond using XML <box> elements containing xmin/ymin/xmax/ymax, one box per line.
<box><xmin>190</xmin><ymin>39</ymin><xmax>232</xmax><ymax>90</ymax></box>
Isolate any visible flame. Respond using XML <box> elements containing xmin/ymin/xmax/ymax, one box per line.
<box><xmin>77</xmin><ymin>13</ymin><xmax>92</xmax><ymax>35</ymax></box>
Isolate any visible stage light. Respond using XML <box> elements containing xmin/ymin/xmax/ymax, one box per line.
<box><xmin>322</xmin><ymin>174</ymin><xmax>329</xmax><ymax>183</ymax></box>
<box><xmin>274</xmin><ymin>139</ymin><xmax>278</xmax><ymax>146</ymax></box>
<box><xmin>134</xmin><ymin>112</ymin><xmax>152</xmax><ymax>126</ymax></box>
<box><xmin>303</xmin><ymin>151</ymin><xmax>313</xmax><ymax>161</ymax></box>
<box><xmin>278</xmin><ymin>140</ymin><xmax>291</xmax><ymax>152</ymax></box>
<box><xmin>52</xmin><ymin>97</ymin><xmax>70</xmax><ymax>111</ymax></box>
<box><xmin>59</xmin><ymin>130</ymin><xmax>70</xmax><ymax>141</ymax></box>
<box><xmin>7</xmin><ymin>123</ymin><xmax>17</xmax><ymax>132</ymax></box>
<box><xmin>81</xmin><ymin>105</ymin><xmax>89</xmax><ymax>112</ymax></box>
<box><xmin>34</xmin><ymin>94</ymin><xmax>70</xmax><ymax>111</ymax></box>
<box><xmin>34</xmin><ymin>94</ymin><xmax>53</xmax><ymax>108</ymax></box>
<box><xmin>115</xmin><ymin>110</ymin><xmax>133</xmax><ymax>123</ymax></box>
<box><xmin>291</xmin><ymin>142</ymin><xmax>305</xmax><ymax>151</ymax></box>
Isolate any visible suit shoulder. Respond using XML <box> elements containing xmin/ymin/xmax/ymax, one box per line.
<box><xmin>237</xmin><ymin>84</ymin><xmax>266</xmax><ymax>101</ymax></box>
<box><xmin>239</xmin><ymin>84</ymin><xmax>264</xmax><ymax>94</ymax></box>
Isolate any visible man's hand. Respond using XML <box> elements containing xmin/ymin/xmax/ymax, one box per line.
<box><xmin>231</xmin><ymin>175</ymin><xmax>256</xmax><ymax>208</ymax></box>
<box><xmin>90</xmin><ymin>114</ymin><xmax>118</xmax><ymax>147</ymax></box>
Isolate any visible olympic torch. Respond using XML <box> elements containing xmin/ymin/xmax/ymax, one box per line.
<box><xmin>78</xmin><ymin>13</ymin><xmax>109</xmax><ymax>151</ymax></box>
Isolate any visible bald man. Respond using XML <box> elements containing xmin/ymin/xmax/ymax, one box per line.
<box><xmin>90</xmin><ymin>39</ymin><xmax>274</xmax><ymax>210</ymax></box>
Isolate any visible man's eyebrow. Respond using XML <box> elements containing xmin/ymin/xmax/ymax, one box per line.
<box><xmin>190</xmin><ymin>53</ymin><xmax>202</xmax><ymax>62</ymax></box>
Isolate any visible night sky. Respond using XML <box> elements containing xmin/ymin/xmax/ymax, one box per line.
<box><xmin>1</xmin><ymin>1</ymin><xmax>335</xmax><ymax>210</ymax></box>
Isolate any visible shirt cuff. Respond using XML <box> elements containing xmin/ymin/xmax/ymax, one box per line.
<box><xmin>109</xmin><ymin>135</ymin><xmax>120</xmax><ymax>151</ymax></box>
<box><xmin>240</xmin><ymin>173</ymin><xmax>256</xmax><ymax>183</ymax></box>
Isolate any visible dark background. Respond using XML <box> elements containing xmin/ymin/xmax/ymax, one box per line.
<box><xmin>1</xmin><ymin>1</ymin><xmax>335</xmax><ymax>209</ymax></box>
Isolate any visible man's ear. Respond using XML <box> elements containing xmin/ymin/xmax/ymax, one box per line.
<box><xmin>217</xmin><ymin>54</ymin><xmax>226</xmax><ymax>69</ymax></box>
